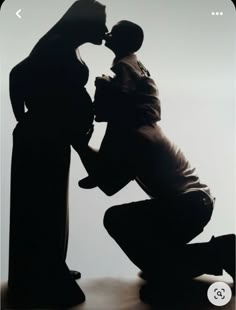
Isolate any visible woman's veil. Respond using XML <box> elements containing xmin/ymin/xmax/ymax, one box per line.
<box><xmin>30</xmin><ymin>0</ymin><xmax>106</xmax><ymax>54</ymax></box>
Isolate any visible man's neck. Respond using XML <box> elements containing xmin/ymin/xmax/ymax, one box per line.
<box><xmin>114</xmin><ymin>52</ymin><xmax>133</xmax><ymax>63</ymax></box>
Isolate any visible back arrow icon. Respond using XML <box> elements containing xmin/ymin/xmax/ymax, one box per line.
<box><xmin>16</xmin><ymin>9</ymin><xmax>22</xmax><ymax>19</ymax></box>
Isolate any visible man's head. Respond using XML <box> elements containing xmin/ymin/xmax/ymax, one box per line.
<box><xmin>105</xmin><ymin>20</ymin><xmax>144</xmax><ymax>56</ymax></box>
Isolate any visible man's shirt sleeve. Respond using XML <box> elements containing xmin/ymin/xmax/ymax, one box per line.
<box><xmin>111</xmin><ymin>62</ymin><xmax>137</xmax><ymax>94</ymax></box>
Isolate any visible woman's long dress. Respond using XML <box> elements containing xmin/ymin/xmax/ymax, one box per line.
<box><xmin>8</xmin><ymin>45</ymin><xmax>93</xmax><ymax>306</ymax></box>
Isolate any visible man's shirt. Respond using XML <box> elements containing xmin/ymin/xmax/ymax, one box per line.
<box><xmin>92</xmin><ymin>122</ymin><xmax>211</xmax><ymax>199</ymax></box>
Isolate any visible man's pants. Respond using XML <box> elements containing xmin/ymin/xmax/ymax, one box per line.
<box><xmin>103</xmin><ymin>190</ymin><xmax>222</xmax><ymax>282</ymax></box>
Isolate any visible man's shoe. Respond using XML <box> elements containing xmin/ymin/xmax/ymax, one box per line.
<box><xmin>70</xmin><ymin>270</ymin><xmax>81</xmax><ymax>280</ymax></box>
<box><xmin>210</xmin><ymin>234</ymin><xmax>235</xmax><ymax>282</ymax></box>
<box><xmin>139</xmin><ymin>283</ymin><xmax>155</xmax><ymax>304</ymax></box>
<box><xmin>139</xmin><ymin>279</ymin><xmax>209</xmax><ymax>305</ymax></box>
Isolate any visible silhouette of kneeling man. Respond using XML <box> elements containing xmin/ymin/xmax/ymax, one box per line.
<box><xmin>77</xmin><ymin>20</ymin><xmax>235</xmax><ymax>303</ymax></box>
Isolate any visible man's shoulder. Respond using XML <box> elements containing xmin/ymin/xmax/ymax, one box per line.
<box><xmin>111</xmin><ymin>54</ymin><xmax>140</xmax><ymax>74</ymax></box>
<box><xmin>134</xmin><ymin>123</ymin><xmax>163</xmax><ymax>141</ymax></box>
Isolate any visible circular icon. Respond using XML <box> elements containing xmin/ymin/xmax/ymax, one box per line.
<box><xmin>207</xmin><ymin>282</ymin><xmax>232</xmax><ymax>306</ymax></box>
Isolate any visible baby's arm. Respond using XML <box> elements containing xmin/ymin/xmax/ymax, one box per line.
<box><xmin>79</xmin><ymin>175</ymin><xmax>97</xmax><ymax>189</ymax></box>
<box><xmin>77</xmin><ymin>75</ymin><xmax>113</xmax><ymax>188</ymax></box>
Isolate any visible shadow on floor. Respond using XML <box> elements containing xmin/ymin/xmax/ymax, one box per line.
<box><xmin>1</xmin><ymin>276</ymin><xmax>235</xmax><ymax>310</ymax></box>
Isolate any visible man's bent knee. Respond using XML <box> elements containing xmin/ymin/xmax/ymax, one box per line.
<box><xmin>103</xmin><ymin>205</ymin><xmax>121</xmax><ymax>233</ymax></box>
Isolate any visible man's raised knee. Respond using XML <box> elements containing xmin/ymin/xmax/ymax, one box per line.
<box><xmin>103</xmin><ymin>206</ymin><xmax>120</xmax><ymax>232</ymax></box>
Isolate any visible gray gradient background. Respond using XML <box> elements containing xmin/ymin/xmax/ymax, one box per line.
<box><xmin>0</xmin><ymin>0</ymin><xmax>235</xmax><ymax>282</ymax></box>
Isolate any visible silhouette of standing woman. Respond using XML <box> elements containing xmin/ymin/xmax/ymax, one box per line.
<box><xmin>8</xmin><ymin>0</ymin><xmax>107</xmax><ymax>308</ymax></box>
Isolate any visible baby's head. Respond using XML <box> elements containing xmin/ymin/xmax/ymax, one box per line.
<box><xmin>105</xmin><ymin>20</ymin><xmax>144</xmax><ymax>57</ymax></box>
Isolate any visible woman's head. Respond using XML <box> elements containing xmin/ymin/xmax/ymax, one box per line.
<box><xmin>105</xmin><ymin>20</ymin><xmax>144</xmax><ymax>57</ymax></box>
<box><xmin>39</xmin><ymin>0</ymin><xmax>108</xmax><ymax>48</ymax></box>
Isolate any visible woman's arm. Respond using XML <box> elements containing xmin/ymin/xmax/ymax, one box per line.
<box><xmin>9</xmin><ymin>62</ymin><xmax>26</xmax><ymax>122</ymax></box>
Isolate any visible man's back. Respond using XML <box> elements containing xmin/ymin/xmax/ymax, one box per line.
<box><xmin>132</xmin><ymin>123</ymin><xmax>210</xmax><ymax>198</ymax></box>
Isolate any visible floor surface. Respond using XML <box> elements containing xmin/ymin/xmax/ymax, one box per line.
<box><xmin>1</xmin><ymin>274</ymin><xmax>235</xmax><ymax>310</ymax></box>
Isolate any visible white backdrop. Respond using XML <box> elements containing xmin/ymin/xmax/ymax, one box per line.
<box><xmin>1</xmin><ymin>0</ymin><xmax>235</xmax><ymax>282</ymax></box>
